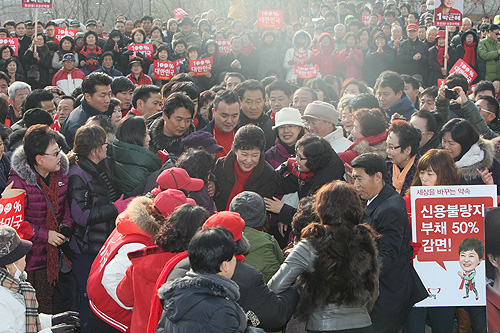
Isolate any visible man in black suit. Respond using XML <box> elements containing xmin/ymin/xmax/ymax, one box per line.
<box><xmin>15</xmin><ymin>21</ymin><xmax>32</xmax><ymax>60</ymax></box>
<box><xmin>351</xmin><ymin>153</ymin><xmax>428</xmax><ymax>333</ymax></box>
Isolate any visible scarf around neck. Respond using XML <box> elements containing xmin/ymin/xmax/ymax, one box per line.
<box><xmin>287</xmin><ymin>157</ymin><xmax>315</xmax><ymax>181</ymax></box>
<box><xmin>437</xmin><ymin>44</ymin><xmax>446</xmax><ymax>67</ymax></box>
<box><xmin>226</xmin><ymin>158</ymin><xmax>254</xmax><ymax>210</ymax></box>
<box><xmin>0</xmin><ymin>268</ymin><xmax>41</xmax><ymax>332</ymax></box>
<box><xmin>463</xmin><ymin>40</ymin><xmax>477</xmax><ymax>67</ymax></box>
<box><xmin>392</xmin><ymin>155</ymin><xmax>416</xmax><ymax>194</ymax></box>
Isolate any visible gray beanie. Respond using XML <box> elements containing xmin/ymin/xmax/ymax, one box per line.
<box><xmin>229</xmin><ymin>191</ymin><xmax>266</xmax><ymax>228</ymax></box>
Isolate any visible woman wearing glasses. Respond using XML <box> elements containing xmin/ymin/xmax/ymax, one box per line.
<box><xmin>265</xmin><ymin>134</ymin><xmax>344</xmax><ymax>228</ymax></box>
<box><xmin>67</xmin><ymin>125</ymin><xmax>131</xmax><ymax>333</ymax></box>
<box><xmin>385</xmin><ymin>120</ymin><xmax>421</xmax><ymax>196</ymax></box>
<box><xmin>7</xmin><ymin>124</ymin><xmax>74</xmax><ymax>314</ymax></box>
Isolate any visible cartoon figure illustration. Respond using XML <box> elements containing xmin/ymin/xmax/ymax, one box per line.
<box><xmin>457</xmin><ymin>238</ymin><xmax>484</xmax><ymax>300</ymax></box>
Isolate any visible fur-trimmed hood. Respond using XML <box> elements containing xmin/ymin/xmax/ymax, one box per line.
<box><xmin>456</xmin><ymin>138</ymin><xmax>494</xmax><ymax>181</ymax></box>
<box><xmin>10</xmin><ymin>145</ymin><xmax>69</xmax><ymax>186</ymax></box>
<box><xmin>115</xmin><ymin>196</ymin><xmax>160</xmax><ymax>237</ymax></box>
<box><xmin>293</xmin><ymin>30</ymin><xmax>312</xmax><ymax>51</ymax></box>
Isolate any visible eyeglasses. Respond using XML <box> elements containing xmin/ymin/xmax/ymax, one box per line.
<box><xmin>43</xmin><ymin>146</ymin><xmax>62</xmax><ymax>157</ymax></box>
<box><xmin>304</xmin><ymin>119</ymin><xmax>321</xmax><ymax>126</ymax></box>
<box><xmin>387</xmin><ymin>145</ymin><xmax>401</xmax><ymax>151</ymax></box>
<box><xmin>295</xmin><ymin>152</ymin><xmax>307</xmax><ymax>161</ymax></box>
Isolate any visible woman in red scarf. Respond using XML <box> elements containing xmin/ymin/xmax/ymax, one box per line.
<box><xmin>428</xmin><ymin>29</ymin><xmax>454</xmax><ymax>86</ymax></box>
<box><xmin>213</xmin><ymin>125</ymin><xmax>277</xmax><ymax>211</ymax></box>
<box><xmin>454</xmin><ymin>30</ymin><xmax>479</xmax><ymax>82</ymax></box>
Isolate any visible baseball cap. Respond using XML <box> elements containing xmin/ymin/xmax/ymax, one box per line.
<box><xmin>153</xmin><ymin>189</ymin><xmax>196</xmax><ymax>218</ymax></box>
<box><xmin>62</xmin><ymin>53</ymin><xmax>76</xmax><ymax>62</ymax></box>
<box><xmin>202</xmin><ymin>211</ymin><xmax>245</xmax><ymax>241</ymax></box>
<box><xmin>301</xmin><ymin>100</ymin><xmax>339</xmax><ymax>124</ymax></box>
<box><xmin>156</xmin><ymin>167</ymin><xmax>205</xmax><ymax>192</ymax></box>
<box><xmin>407</xmin><ymin>24</ymin><xmax>419</xmax><ymax>31</ymax></box>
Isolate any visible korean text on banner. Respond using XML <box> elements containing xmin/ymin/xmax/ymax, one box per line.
<box><xmin>189</xmin><ymin>57</ymin><xmax>213</xmax><ymax>76</ymax></box>
<box><xmin>257</xmin><ymin>10</ymin><xmax>283</xmax><ymax>29</ymax></box>
<box><xmin>0</xmin><ymin>193</ymin><xmax>25</xmax><ymax>231</ymax></box>
<box><xmin>410</xmin><ymin>185</ymin><xmax>496</xmax><ymax>307</ymax></box>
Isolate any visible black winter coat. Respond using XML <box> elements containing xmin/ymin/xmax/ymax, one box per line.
<box><xmin>275</xmin><ymin>155</ymin><xmax>344</xmax><ymax>224</ymax></box>
<box><xmin>67</xmin><ymin>158</ymin><xmax>120</xmax><ymax>256</ymax></box>
<box><xmin>213</xmin><ymin>150</ymin><xmax>276</xmax><ymax>211</ymax></box>
<box><xmin>237</xmin><ymin>112</ymin><xmax>276</xmax><ymax>151</ymax></box>
<box><xmin>167</xmin><ymin>258</ymin><xmax>298</xmax><ymax>331</ymax></box>
<box><xmin>362</xmin><ymin>184</ymin><xmax>427</xmax><ymax>332</ymax></box>
<box><xmin>397</xmin><ymin>38</ymin><xmax>429</xmax><ymax>81</ymax></box>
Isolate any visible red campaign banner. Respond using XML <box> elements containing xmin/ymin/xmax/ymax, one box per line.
<box><xmin>292</xmin><ymin>49</ymin><xmax>309</xmax><ymax>65</ymax></box>
<box><xmin>0</xmin><ymin>38</ymin><xmax>19</xmax><ymax>56</ymax></box>
<box><xmin>173</xmin><ymin>8</ymin><xmax>188</xmax><ymax>18</ymax></box>
<box><xmin>257</xmin><ymin>10</ymin><xmax>283</xmax><ymax>29</ymax></box>
<box><xmin>54</xmin><ymin>27</ymin><xmax>78</xmax><ymax>45</ymax></box>
<box><xmin>189</xmin><ymin>56</ymin><xmax>213</xmax><ymax>76</ymax></box>
<box><xmin>153</xmin><ymin>60</ymin><xmax>177</xmax><ymax>80</ymax></box>
<box><xmin>434</xmin><ymin>0</ymin><xmax>463</xmax><ymax>27</ymax></box>
<box><xmin>0</xmin><ymin>193</ymin><xmax>25</xmax><ymax>231</ymax></box>
<box><xmin>414</xmin><ymin>195</ymin><xmax>491</xmax><ymax>269</ymax></box>
<box><xmin>294</xmin><ymin>64</ymin><xmax>319</xmax><ymax>79</ymax></box>
<box><xmin>215</xmin><ymin>39</ymin><xmax>231</xmax><ymax>55</ymax></box>
<box><xmin>21</xmin><ymin>0</ymin><xmax>52</xmax><ymax>8</ymax></box>
<box><xmin>449</xmin><ymin>58</ymin><xmax>477</xmax><ymax>84</ymax></box>
<box><xmin>128</xmin><ymin>44</ymin><xmax>154</xmax><ymax>61</ymax></box>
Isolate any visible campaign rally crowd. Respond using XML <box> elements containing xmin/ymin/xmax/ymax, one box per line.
<box><xmin>1</xmin><ymin>0</ymin><xmax>500</xmax><ymax>332</ymax></box>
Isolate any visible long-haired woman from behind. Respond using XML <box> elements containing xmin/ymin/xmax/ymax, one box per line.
<box><xmin>268</xmin><ymin>181</ymin><xmax>380</xmax><ymax>332</ymax></box>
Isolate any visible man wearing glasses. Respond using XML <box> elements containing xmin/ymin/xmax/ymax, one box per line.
<box><xmin>476</xmin><ymin>96</ymin><xmax>500</xmax><ymax>135</ymax></box>
<box><xmin>478</xmin><ymin>24</ymin><xmax>500</xmax><ymax>81</ymax></box>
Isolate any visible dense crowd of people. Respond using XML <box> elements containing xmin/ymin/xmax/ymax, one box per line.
<box><xmin>1</xmin><ymin>0</ymin><xmax>500</xmax><ymax>332</ymax></box>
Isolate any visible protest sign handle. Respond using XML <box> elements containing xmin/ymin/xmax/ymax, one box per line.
<box><xmin>33</xmin><ymin>8</ymin><xmax>38</xmax><ymax>54</ymax></box>
<box><xmin>444</xmin><ymin>27</ymin><xmax>448</xmax><ymax>71</ymax></box>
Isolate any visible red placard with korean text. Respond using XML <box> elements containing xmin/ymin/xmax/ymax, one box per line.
<box><xmin>449</xmin><ymin>58</ymin><xmax>477</xmax><ymax>84</ymax></box>
<box><xmin>153</xmin><ymin>60</ymin><xmax>178</xmax><ymax>80</ymax></box>
<box><xmin>362</xmin><ymin>14</ymin><xmax>381</xmax><ymax>27</ymax></box>
<box><xmin>434</xmin><ymin>0</ymin><xmax>463</xmax><ymax>26</ymax></box>
<box><xmin>292</xmin><ymin>49</ymin><xmax>309</xmax><ymax>65</ymax></box>
<box><xmin>215</xmin><ymin>39</ymin><xmax>231</xmax><ymax>55</ymax></box>
<box><xmin>173</xmin><ymin>8</ymin><xmax>188</xmax><ymax>18</ymax></box>
<box><xmin>410</xmin><ymin>185</ymin><xmax>496</xmax><ymax>307</ymax></box>
<box><xmin>21</xmin><ymin>0</ymin><xmax>52</xmax><ymax>8</ymax></box>
<box><xmin>295</xmin><ymin>64</ymin><xmax>319</xmax><ymax>78</ymax></box>
<box><xmin>189</xmin><ymin>57</ymin><xmax>213</xmax><ymax>76</ymax></box>
<box><xmin>54</xmin><ymin>27</ymin><xmax>78</xmax><ymax>45</ymax></box>
<box><xmin>128</xmin><ymin>44</ymin><xmax>154</xmax><ymax>61</ymax></box>
<box><xmin>258</xmin><ymin>10</ymin><xmax>283</xmax><ymax>29</ymax></box>
<box><xmin>0</xmin><ymin>38</ymin><xmax>19</xmax><ymax>56</ymax></box>
<box><xmin>0</xmin><ymin>193</ymin><xmax>25</xmax><ymax>231</ymax></box>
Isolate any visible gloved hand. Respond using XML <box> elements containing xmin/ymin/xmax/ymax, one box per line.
<box><xmin>50</xmin><ymin>324</ymin><xmax>76</xmax><ymax>332</ymax></box>
<box><xmin>114</xmin><ymin>194</ymin><xmax>134</xmax><ymax>214</ymax></box>
<box><xmin>122</xmin><ymin>50</ymin><xmax>133</xmax><ymax>56</ymax></box>
<box><xmin>52</xmin><ymin>311</ymin><xmax>80</xmax><ymax>327</ymax></box>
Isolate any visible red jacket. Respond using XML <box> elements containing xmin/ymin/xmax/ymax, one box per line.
<box><xmin>87</xmin><ymin>210</ymin><xmax>156</xmax><ymax>332</ymax></box>
<box><xmin>126</xmin><ymin>72</ymin><xmax>153</xmax><ymax>86</ymax></box>
<box><xmin>309</xmin><ymin>33</ymin><xmax>339</xmax><ymax>76</ymax></box>
<box><xmin>116</xmin><ymin>246</ymin><xmax>177</xmax><ymax>333</ymax></box>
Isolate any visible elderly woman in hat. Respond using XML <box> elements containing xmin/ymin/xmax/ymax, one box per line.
<box><xmin>0</xmin><ymin>225</ymin><xmax>80</xmax><ymax>332</ymax></box>
<box><xmin>265</xmin><ymin>108</ymin><xmax>306</xmax><ymax>169</ymax></box>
